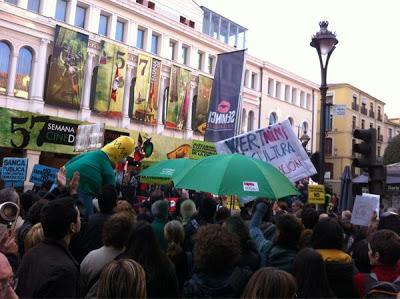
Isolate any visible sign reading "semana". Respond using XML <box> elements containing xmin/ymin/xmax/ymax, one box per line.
<box><xmin>215</xmin><ymin>120</ymin><xmax>317</xmax><ymax>182</ymax></box>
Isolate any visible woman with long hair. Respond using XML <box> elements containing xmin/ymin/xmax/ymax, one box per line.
<box><xmin>241</xmin><ymin>267</ymin><xmax>297</xmax><ymax>299</ymax></box>
<box><xmin>293</xmin><ymin>248</ymin><xmax>335</xmax><ymax>298</ymax></box>
<box><xmin>118</xmin><ymin>221</ymin><xmax>179</xmax><ymax>298</ymax></box>
<box><xmin>97</xmin><ymin>259</ymin><xmax>146</xmax><ymax>298</ymax></box>
<box><xmin>164</xmin><ymin>220</ymin><xmax>190</xmax><ymax>289</ymax></box>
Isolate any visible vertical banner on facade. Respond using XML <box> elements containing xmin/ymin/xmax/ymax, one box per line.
<box><xmin>193</xmin><ymin>75</ymin><xmax>213</xmax><ymax>134</ymax></box>
<box><xmin>166</xmin><ymin>66</ymin><xmax>191</xmax><ymax>130</ymax></box>
<box><xmin>93</xmin><ymin>40</ymin><xmax>127</xmax><ymax>117</ymax></box>
<box><xmin>45</xmin><ymin>25</ymin><xmax>88</xmax><ymax>109</ymax></box>
<box><xmin>131</xmin><ymin>54</ymin><xmax>160</xmax><ymax>125</ymax></box>
<box><xmin>204</xmin><ymin>50</ymin><xmax>245</xmax><ymax>142</ymax></box>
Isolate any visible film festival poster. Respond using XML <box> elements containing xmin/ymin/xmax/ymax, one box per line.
<box><xmin>131</xmin><ymin>54</ymin><xmax>161</xmax><ymax>125</ymax></box>
<box><xmin>45</xmin><ymin>25</ymin><xmax>88</xmax><ymax>109</ymax></box>
<box><xmin>166</xmin><ymin>66</ymin><xmax>191</xmax><ymax>130</ymax></box>
<box><xmin>92</xmin><ymin>40</ymin><xmax>127</xmax><ymax>117</ymax></box>
<box><xmin>193</xmin><ymin>75</ymin><xmax>213</xmax><ymax>134</ymax></box>
<box><xmin>204</xmin><ymin>50</ymin><xmax>246</xmax><ymax>142</ymax></box>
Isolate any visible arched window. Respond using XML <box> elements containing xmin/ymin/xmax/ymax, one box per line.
<box><xmin>288</xmin><ymin>117</ymin><xmax>294</xmax><ymax>127</ymax></box>
<box><xmin>0</xmin><ymin>41</ymin><xmax>11</xmax><ymax>94</ymax></box>
<box><xmin>15</xmin><ymin>47</ymin><xmax>33</xmax><ymax>98</ymax></box>
<box><xmin>269</xmin><ymin>112</ymin><xmax>277</xmax><ymax>125</ymax></box>
<box><xmin>248</xmin><ymin>110</ymin><xmax>255</xmax><ymax>131</ymax></box>
<box><xmin>301</xmin><ymin>121</ymin><xmax>309</xmax><ymax>133</ymax></box>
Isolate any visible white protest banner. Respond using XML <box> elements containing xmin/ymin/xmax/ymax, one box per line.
<box><xmin>215</xmin><ymin>119</ymin><xmax>317</xmax><ymax>182</ymax></box>
<box><xmin>351</xmin><ymin>194</ymin><xmax>380</xmax><ymax>226</ymax></box>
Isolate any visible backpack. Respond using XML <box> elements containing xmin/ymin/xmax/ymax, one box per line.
<box><xmin>364</xmin><ymin>273</ymin><xmax>400</xmax><ymax>298</ymax></box>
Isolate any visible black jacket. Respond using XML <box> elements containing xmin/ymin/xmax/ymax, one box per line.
<box><xmin>183</xmin><ymin>267</ymin><xmax>252</xmax><ymax>298</ymax></box>
<box><xmin>16</xmin><ymin>239</ymin><xmax>79</xmax><ymax>298</ymax></box>
<box><xmin>325</xmin><ymin>260</ymin><xmax>359</xmax><ymax>298</ymax></box>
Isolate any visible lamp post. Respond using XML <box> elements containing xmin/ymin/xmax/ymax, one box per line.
<box><xmin>310</xmin><ymin>21</ymin><xmax>338</xmax><ymax>185</ymax></box>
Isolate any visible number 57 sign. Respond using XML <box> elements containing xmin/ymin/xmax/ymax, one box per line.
<box><xmin>308</xmin><ymin>184</ymin><xmax>326</xmax><ymax>204</ymax></box>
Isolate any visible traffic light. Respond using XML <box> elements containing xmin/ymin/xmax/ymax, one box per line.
<box><xmin>352</xmin><ymin>128</ymin><xmax>376</xmax><ymax>169</ymax></box>
<box><xmin>352</xmin><ymin>128</ymin><xmax>385</xmax><ymax>196</ymax></box>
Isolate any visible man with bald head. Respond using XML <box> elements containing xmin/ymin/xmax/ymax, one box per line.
<box><xmin>0</xmin><ymin>252</ymin><xmax>18</xmax><ymax>299</ymax></box>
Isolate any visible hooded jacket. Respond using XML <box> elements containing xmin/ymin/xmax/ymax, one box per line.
<box><xmin>65</xmin><ymin>136</ymin><xmax>135</xmax><ymax>195</ymax></box>
<box><xmin>316</xmin><ymin>249</ymin><xmax>359</xmax><ymax>298</ymax></box>
<box><xmin>183</xmin><ymin>267</ymin><xmax>252</xmax><ymax>298</ymax></box>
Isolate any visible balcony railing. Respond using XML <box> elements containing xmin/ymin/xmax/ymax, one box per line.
<box><xmin>377</xmin><ymin>114</ymin><xmax>383</xmax><ymax>121</ymax></box>
<box><xmin>378</xmin><ymin>134</ymin><xmax>384</xmax><ymax>142</ymax></box>
<box><xmin>369</xmin><ymin>110</ymin><xmax>375</xmax><ymax>118</ymax></box>
<box><xmin>352</xmin><ymin>102</ymin><xmax>359</xmax><ymax>111</ymax></box>
<box><xmin>361</xmin><ymin>107</ymin><xmax>368</xmax><ymax>115</ymax></box>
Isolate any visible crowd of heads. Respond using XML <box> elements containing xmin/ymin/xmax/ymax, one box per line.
<box><xmin>2</xmin><ymin>179</ymin><xmax>400</xmax><ymax>299</ymax></box>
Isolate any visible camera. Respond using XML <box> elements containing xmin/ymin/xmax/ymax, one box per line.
<box><xmin>0</xmin><ymin>202</ymin><xmax>20</xmax><ymax>226</ymax></box>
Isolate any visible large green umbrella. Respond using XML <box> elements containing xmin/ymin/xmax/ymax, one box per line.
<box><xmin>140</xmin><ymin>158</ymin><xmax>197</xmax><ymax>181</ymax></box>
<box><xmin>173</xmin><ymin>154</ymin><xmax>299</xmax><ymax>199</ymax></box>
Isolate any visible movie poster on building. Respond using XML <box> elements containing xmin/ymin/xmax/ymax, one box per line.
<box><xmin>93</xmin><ymin>40</ymin><xmax>127</xmax><ymax>117</ymax></box>
<box><xmin>204</xmin><ymin>50</ymin><xmax>245</xmax><ymax>142</ymax></box>
<box><xmin>215</xmin><ymin>119</ymin><xmax>317</xmax><ymax>182</ymax></box>
<box><xmin>131</xmin><ymin>54</ymin><xmax>152</xmax><ymax>123</ymax></box>
<box><xmin>45</xmin><ymin>26</ymin><xmax>88</xmax><ymax>109</ymax></box>
<box><xmin>166</xmin><ymin>66</ymin><xmax>191</xmax><ymax>130</ymax></box>
<box><xmin>193</xmin><ymin>75</ymin><xmax>213</xmax><ymax>134</ymax></box>
<box><xmin>148</xmin><ymin>58</ymin><xmax>162</xmax><ymax>124</ymax></box>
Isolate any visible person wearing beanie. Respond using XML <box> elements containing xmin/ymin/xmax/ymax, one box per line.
<box><xmin>151</xmin><ymin>200</ymin><xmax>169</xmax><ymax>251</ymax></box>
<box><xmin>65</xmin><ymin>136</ymin><xmax>135</xmax><ymax>218</ymax></box>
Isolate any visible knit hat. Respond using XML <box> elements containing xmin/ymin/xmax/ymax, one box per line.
<box><xmin>101</xmin><ymin>136</ymin><xmax>135</xmax><ymax>164</ymax></box>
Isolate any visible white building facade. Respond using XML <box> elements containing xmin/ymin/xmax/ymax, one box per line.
<box><xmin>0</xmin><ymin>0</ymin><xmax>318</xmax><ymax>185</ymax></box>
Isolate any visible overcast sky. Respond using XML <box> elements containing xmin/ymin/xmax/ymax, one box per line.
<box><xmin>195</xmin><ymin>0</ymin><xmax>400</xmax><ymax>117</ymax></box>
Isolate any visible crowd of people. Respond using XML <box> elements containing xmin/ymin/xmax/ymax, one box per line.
<box><xmin>1</xmin><ymin>168</ymin><xmax>400</xmax><ymax>299</ymax></box>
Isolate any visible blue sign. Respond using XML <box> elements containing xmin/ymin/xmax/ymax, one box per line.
<box><xmin>2</xmin><ymin>158</ymin><xmax>28</xmax><ymax>182</ymax></box>
<box><xmin>30</xmin><ymin>164</ymin><xmax>59</xmax><ymax>186</ymax></box>
<box><xmin>204</xmin><ymin>50</ymin><xmax>245</xmax><ymax>142</ymax></box>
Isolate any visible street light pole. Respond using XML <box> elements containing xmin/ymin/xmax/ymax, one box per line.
<box><xmin>310</xmin><ymin>21</ymin><xmax>338</xmax><ymax>185</ymax></box>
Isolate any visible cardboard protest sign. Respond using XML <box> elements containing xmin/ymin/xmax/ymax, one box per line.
<box><xmin>30</xmin><ymin>164</ymin><xmax>59</xmax><ymax>186</ymax></box>
<box><xmin>351</xmin><ymin>193</ymin><xmax>380</xmax><ymax>226</ymax></box>
<box><xmin>308</xmin><ymin>184</ymin><xmax>325</xmax><ymax>204</ymax></box>
<box><xmin>2</xmin><ymin>157</ymin><xmax>28</xmax><ymax>186</ymax></box>
<box><xmin>215</xmin><ymin>119</ymin><xmax>317</xmax><ymax>182</ymax></box>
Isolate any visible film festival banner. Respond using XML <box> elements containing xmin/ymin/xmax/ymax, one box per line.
<box><xmin>131</xmin><ymin>54</ymin><xmax>161</xmax><ymax>125</ymax></box>
<box><xmin>193</xmin><ymin>75</ymin><xmax>213</xmax><ymax>134</ymax></box>
<box><xmin>215</xmin><ymin>119</ymin><xmax>317</xmax><ymax>182</ymax></box>
<box><xmin>93</xmin><ymin>40</ymin><xmax>127</xmax><ymax>117</ymax></box>
<box><xmin>45</xmin><ymin>26</ymin><xmax>88</xmax><ymax>109</ymax></box>
<box><xmin>166</xmin><ymin>66</ymin><xmax>191</xmax><ymax>130</ymax></box>
<box><xmin>204</xmin><ymin>50</ymin><xmax>245</xmax><ymax>142</ymax></box>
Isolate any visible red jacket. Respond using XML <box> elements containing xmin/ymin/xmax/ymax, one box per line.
<box><xmin>353</xmin><ymin>261</ymin><xmax>400</xmax><ymax>297</ymax></box>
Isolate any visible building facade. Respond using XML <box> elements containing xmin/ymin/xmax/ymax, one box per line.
<box><xmin>318</xmin><ymin>83</ymin><xmax>389</xmax><ymax>192</ymax></box>
<box><xmin>0</xmin><ymin>0</ymin><xmax>318</xmax><ymax>188</ymax></box>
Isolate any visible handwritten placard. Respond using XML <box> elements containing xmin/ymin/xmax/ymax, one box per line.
<box><xmin>351</xmin><ymin>193</ymin><xmax>380</xmax><ymax>226</ymax></box>
<box><xmin>215</xmin><ymin>120</ymin><xmax>317</xmax><ymax>182</ymax></box>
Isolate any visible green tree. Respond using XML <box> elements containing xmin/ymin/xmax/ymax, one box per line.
<box><xmin>384</xmin><ymin>135</ymin><xmax>400</xmax><ymax>165</ymax></box>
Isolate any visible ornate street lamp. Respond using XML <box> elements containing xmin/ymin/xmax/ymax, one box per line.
<box><xmin>310</xmin><ymin>21</ymin><xmax>338</xmax><ymax>184</ymax></box>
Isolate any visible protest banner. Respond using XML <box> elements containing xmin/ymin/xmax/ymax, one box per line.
<box><xmin>308</xmin><ymin>184</ymin><xmax>325</xmax><ymax>204</ymax></box>
<box><xmin>30</xmin><ymin>164</ymin><xmax>59</xmax><ymax>186</ymax></box>
<box><xmin>204</xmin><ymin>50</ymin><xmax>245</xmax><ymax>142</ymax></box>
<box><xmin>93</xmin><ymin>40</ymin><xmax>127</xmax><ymax>117</ymax></box>
<box><xmin>215</xmin><ymin>119</ymin><xmax>317</xmax><ymax>182</ymax></box>
<box><xmin>2</xmin><ymin>158</ymin><xmax>28</xmax><ymax>186</ymax></box>
<box><xmin>45</xmin><ymin>26</ymin><xmax>88</xmax><ymax>109</ymax></box>
<box><xmin>190</xmin><ymin>140</ymin><xmax>217</xmax><ymax>160</ymax></box>
<box><xmin>351</xmin><ymin>193</ymin><xmax>380</xmax><ymax>226</ymax></box>
<box><xmin>193</xmin><ymin>75</ymin><xmax>213</xmax><ymax>134</ymax></box>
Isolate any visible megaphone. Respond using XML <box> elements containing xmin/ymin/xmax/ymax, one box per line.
<box><xmin>0</xmin><ymin>202</ymin><xmax>20</xmax><ymax>225</ymax></box>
